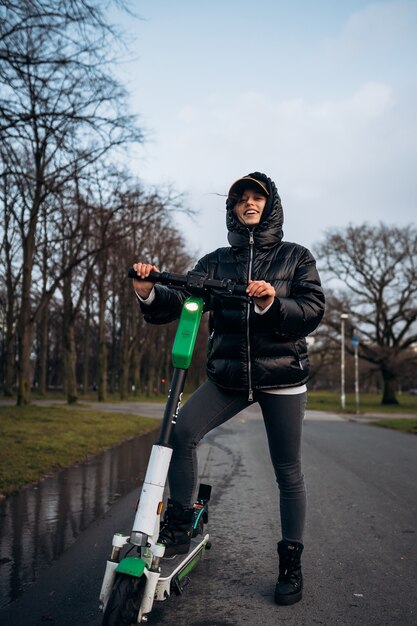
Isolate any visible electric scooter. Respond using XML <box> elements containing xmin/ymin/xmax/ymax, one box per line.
<box><xmin>99</xmin><ymin>268</ymin><xmax>248</xmax><ymax>625</ymax></box>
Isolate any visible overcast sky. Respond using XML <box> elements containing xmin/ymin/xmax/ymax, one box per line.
<box><xmin>111</xmin><ymin>0</ymin><xmax>417</xmax><ymax>260</ymax></box>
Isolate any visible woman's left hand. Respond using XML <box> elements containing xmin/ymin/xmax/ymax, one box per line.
<box><xmin>246</xmin><ymin>280</ymin><xmax>276</xmax><ymax>309</ymax></box>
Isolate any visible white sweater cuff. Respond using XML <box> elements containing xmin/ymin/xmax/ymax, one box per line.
<box><xmin>135</xmin><ymin>286</ymin><xmax>156</xmax><ymax>305</ymax></box>
<box><xmin>254</xmin><ymin>300</ymin><xmax>273</xmax><ymax>315</ymax></box>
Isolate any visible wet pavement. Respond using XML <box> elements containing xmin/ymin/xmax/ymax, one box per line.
<box><xmin>0</xmin><ymin>428</ymin><xmax>158</xmax><ymax>608</ymax></box>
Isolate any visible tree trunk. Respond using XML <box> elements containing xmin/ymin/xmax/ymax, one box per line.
<box><xmin>3</xmin><ymin>247</ymin><xmax>16</xmax><ymax>397</ymax></box>
<box><xmin>98</xmin><ymin>339</ymin><xmax>107</xmax><ymax>402</ymax></box>
<box><xmin>97</xmin><ymin>278</ymin><xmax>107</xmax><ymax>402</ymax></box>
<box><xmin>109</xmin><ymin>290</ymin><xmax>117</xmax><ymax>394</ymax></box>
<box><xmin>38</xmin><ymin>310</ymin><xmax>48</xmax><ymax>396</ymax></box>
<box><xmin>4</xmin><ymin>309</ymin><xmax>15</xmax><ymax>397</ymax></box>
<box><xmin>132</xmin><ymin>349</ymin><xmax>141</xmax><ymax>397</ymax></box>
<box><xmin>381</xmin><ymin>370</ymin><xmax>399</xmax><ymax>405</ymax></box>
<box><xmin>16</xmin><ymin>176</ymin><xmax>42</xmax><ymax>405</ymax></box>
<box><xmin>119</xmin><ymin>347</ymin><xmax>129</xmax><ymax>399</ymax></box>
<box><xmin>63</xmin><ymin>276</ymin><xmax>78</xmax><ymax>404</ymax></box>
<box><xmin>17</xmin><ymin>320</ymin><xmax>33</xmax><ymax>405</ymax></box>
<box><xmin>38</xmin><ymin>208</ymin><xmax>49</xmax><ymax>396</ymax></box>
<box><xmin>17</xmin><ymin>244</ymin><xmax>35</xmax><ymax>405</ymax></box>
<box><xmin>118</xmin><ymin>299</ymin><xmax>129</xmax><ymax>400</ymax></box>
<box><xmin>63</xmin><ymin>323</ymin><xmax>78</xmax><ymax>404</ymax></box>
<box><xmin>82</xmin><ymin>297</ymin><xmax>91</xmax><ymax>395</ymax></box>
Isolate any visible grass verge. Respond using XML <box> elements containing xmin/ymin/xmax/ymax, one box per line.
<box><xmin>0</xmin><ymin>405</ymin><xmax>159</xmax><ymax>497</ymax></box>
<box><xmin>306</xmin><ymin>391</ymin><xmax>417</xmax><ymax>414</ymax></box>
<box><xmin>370</xmin><ymin>418</ymin><xmax>417</xmax><ymax>434</ymax></box>
<box><xmin>307</xmin><ymin>391</ymin><xmax>417</xmax><ymax>434</ymax></box>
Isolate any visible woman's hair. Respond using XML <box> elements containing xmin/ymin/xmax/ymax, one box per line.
<box><xmin>228</xmin><ymin>182</ymin><xmax>267</xmax><ymax>207</ymax></box>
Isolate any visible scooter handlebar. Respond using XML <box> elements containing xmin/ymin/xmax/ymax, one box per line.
<box><xmin>127</xmin><ymin>268</ymin><xmax>249</xmax><ymax>297</ymax></box>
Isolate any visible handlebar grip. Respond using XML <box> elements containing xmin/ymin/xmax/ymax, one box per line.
<box><xmin>232</xmin><ymin>283</ymin><xmax>249</xmax><ymax>297</ymax></box>
<box><xmin>127</xmin><ymin>268</ymin><xmax>161</xmax><ymax>282</ymax></box>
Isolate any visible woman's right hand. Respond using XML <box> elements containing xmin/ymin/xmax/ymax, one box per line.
<box><xmin>132</xmin><ymin>262</ymin><xmax>160</xmax><ymax>299</ymax></box>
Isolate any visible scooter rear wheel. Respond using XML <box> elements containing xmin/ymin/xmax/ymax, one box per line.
<box><xmin>102</xmin><ymin>573</ymin><xmax>146</xmax><ymax>626</ymax></box>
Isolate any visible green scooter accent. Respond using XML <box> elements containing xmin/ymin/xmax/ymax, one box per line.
<box><xmin>171</xmin><ymin>297</ymin><xmax>204</xmax><ymax>369</ymax></box>
<box><xmin>116</xmin><ymin>557</ymin><xmax>147</xmax><ymax>578</ymax></box>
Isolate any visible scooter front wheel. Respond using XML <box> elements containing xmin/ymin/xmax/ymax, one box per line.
<box><xmin>102</xmin><ymin>573</ymin><xmax>146</xmax><ymax>626</ymax></box>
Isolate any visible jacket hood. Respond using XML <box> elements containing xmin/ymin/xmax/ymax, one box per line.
<box><xmin>226</xmin><ymin>171</ymin><xmax>284</xmax><ymax>249</ymax></box>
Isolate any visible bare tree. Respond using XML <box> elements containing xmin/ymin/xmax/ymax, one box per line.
<box><xmin>106</xmin><ymin>184</ymin><xmax>192</xmax><ymax>399</ymax></box>
<box><xmin>0</xmin><ymin>157</ymin><xmax>21</xmax><ymax>395</ymax></box>
<box><xmin>0</xmin><ymin>0</ymin><xmax>143</xmax><ymax>404</ymax></box>
<box><xmin>315</xmin><ymin>223</ymin><xmax>417</xmax><ymax>404</ymax></box>
<box><xmin>135</xmin><ymin>222</ymin><xmax>194</xmax><ymax>396</ymax></box>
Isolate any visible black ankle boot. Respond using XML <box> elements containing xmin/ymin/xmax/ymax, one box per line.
<box><xmin>158</xmin><ymin>499</ymin><xmax>194</xmax><ymax>557</ymax></box>
<box><xmin>275</xmin><ymin>540</ymin><xmax>304</xmax><ymax>605</ymax></box>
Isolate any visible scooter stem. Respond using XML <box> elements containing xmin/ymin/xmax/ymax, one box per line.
<box><xmin>130</xmin><ymin>297</ymin><xmax>204</xmax><ymax>545</ymax></box>
<box><xmin>157</xmin><ymin>368</ymin><xmax>188</xmax><ymax>446</ymax></box>
<box><xmin>158</xmin><ymin>296</ymin><xmax>204</xmax><ymax>446</ymax></box>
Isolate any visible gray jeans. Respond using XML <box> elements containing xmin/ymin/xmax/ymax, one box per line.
<box><xmin>169</xmin><ymin>380</ymin><xmax>307</xmax><ymax>543</ymax></box>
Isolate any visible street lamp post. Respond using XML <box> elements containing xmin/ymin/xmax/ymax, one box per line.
<box><xmin>340</xmin><ymin>313</ymin><xmax>349</xmax><ymax>410</ymax></box>
<box><xmin>351</xmin><ymin>335</ymin><xmax>360</xmax><ymax>414</ymax></box>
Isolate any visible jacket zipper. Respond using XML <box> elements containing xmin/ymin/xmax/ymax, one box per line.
<box><xmin>246</xmin><ymin>230</ymin><xmax>254</xmax><ymax>401</ymax></box>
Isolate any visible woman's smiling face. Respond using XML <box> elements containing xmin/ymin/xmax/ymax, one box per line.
<box><xmin>234</xmin><ymin>188</ymin><xmax>267</xmax><ymax>226</ymax></box>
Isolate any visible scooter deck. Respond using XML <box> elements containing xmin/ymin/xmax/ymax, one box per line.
<box><xmin>155</xmin><ymin>533</ymin><xmax>210</xmax><ymax>601</ymax></box>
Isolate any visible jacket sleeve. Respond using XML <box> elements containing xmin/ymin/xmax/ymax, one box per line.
<box><xmin>262</xmin><ymin>247</ymin><xmax>325</xmax><ymax>337</ymax></box>
<box><xmin>139</xmin><ymin>285</ymin><xmax>186</xmax><ymax>325</ymax></box>
<box><xmin>138</xmin><ymin>256</ymin><xmax>211</xmax><ymax>325</ymax></box>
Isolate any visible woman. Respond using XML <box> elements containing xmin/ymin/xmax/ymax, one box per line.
<box><xmin>133</xmin><ymin>172</ymin><xmax>325</xmax><ymax>605</ymax></box>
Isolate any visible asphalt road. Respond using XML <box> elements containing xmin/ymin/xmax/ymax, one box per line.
<box><xmin>1</xmin><ymin>407</ymin><xmax>416</xmax><ymax>626</ymax></box>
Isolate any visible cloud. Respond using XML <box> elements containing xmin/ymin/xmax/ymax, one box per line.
<box><xmin>330</xmin><ymin>0</ymin><xmax>417</xmax><ymax>56</ymax></box>
<box><xmin>134</xmin><ymin>1</ymin><xmax>417</xmax><ymax>256</ymax></box>
<box><xmin>153</xmin><ymin>75</ymin><xmax>415</xmax><ymax>256</ymax></box>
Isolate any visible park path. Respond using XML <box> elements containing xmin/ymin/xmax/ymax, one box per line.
<box><xmin>1</xmin><ymin>395</ymin><xmax>415</xmax><ymax>420</ymax></box>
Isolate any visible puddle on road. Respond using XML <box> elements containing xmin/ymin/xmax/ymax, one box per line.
<box><xmin>0</xmin><ymin>429</ymin><xmax>157</xmax><ymax>608</ymax></box>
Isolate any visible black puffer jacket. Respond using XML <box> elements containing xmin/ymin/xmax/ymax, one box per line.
<box><xmin>140</xmin><ymin>172</ymin><xmax>325</xmax><ymax>395</ymax></box>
